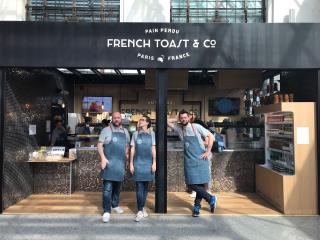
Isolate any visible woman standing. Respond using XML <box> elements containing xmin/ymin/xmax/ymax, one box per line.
<box><xmin>130</xmin><ymin>115</ymin><xmax>156</xmax><ymax>222</ymax></box>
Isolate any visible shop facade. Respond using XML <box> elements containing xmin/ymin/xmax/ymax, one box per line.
<box><xmin>0</xmin><ymin>22</ymin><xmax>320</xmax><ymax>214</ymax></box>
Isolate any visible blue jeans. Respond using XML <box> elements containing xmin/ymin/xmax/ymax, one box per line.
<box><xmin>103</xmin><ymin>180</ymin><xmax>121</xmax><ymax>213</ymax></box>
<box><xmin>188</xmin><ymin>184</ymin><xmax>212</xmax><ymax>206</ymax></box>
<box><xmin>136</xmin><ymin>181</ymin><xmax>149</xmax><ymax>211</ymax></box>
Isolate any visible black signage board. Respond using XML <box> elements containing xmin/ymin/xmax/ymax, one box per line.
<box><xmin>0</xmin><ymin>22</ymin><xmax>320</xmax><ymax>69</ymax></box>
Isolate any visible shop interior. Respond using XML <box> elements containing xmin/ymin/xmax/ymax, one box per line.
<box><xmin>2</xmin><ymin>68</ymin><xmax>318</xmax><ymax>215</ymax></box>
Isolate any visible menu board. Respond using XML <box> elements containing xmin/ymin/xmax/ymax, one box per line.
<box><xmin>82</xmin><ymin>96</ymin><xmax>112</xmax><ymax>112</ymax></box>
<box><xmin>208</xmin><ymin>98</ymin><xmax>240</xmax><ymax>116</ymax></box>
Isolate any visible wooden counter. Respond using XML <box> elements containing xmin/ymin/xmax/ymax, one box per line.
<box><xmin>28</xmin><ymin>157</ymin><xmax>76</xmax><ymax>195</ymax></box>
<box><xmin>28</xmin><ymin>157</ymin><xmax>76</xmax><ymax>163</ymax></box>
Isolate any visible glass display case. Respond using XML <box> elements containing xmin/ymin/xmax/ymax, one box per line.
<box><xmin>75</xmin><ymin>135</ymin><xmax>99</xmax><ymax>148</ymax></box>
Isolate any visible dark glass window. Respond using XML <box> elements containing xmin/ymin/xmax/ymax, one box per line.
<box><xmin>171</xmin><ymin>0</ymin><xmax>265</xmax><ymax>23</ymax></box>
<box><xmin>26</xmin><ymin>0</ymin><xmax>120</xmax><ymax>22</ymax></box>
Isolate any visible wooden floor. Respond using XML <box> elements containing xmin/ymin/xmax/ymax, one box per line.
<box><xmin>4</xmin><ymin>192</ymin><xmax>281</xmax><ymax>215</ymax></box>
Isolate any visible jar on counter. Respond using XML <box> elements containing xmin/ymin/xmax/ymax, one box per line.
<box><xmin>289</xmin><ymin>93</ymin><xmax>294</xmax><ymax>102</ymax></box>
<box><xmin>284</xmin><ymin>94</ymin><xmax>289</xmax><ymax>102</ymax></box>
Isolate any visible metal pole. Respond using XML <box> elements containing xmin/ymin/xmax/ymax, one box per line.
<box><xmin>155</xmin><ymin>69</ymin><xmax>168</xmax><ymax>213</ymax></box>
<box><xmin>317</xmin><ymin>70</ymin><xmax>320</xmax><ymax>215</ymax></box>
<box><xmin>0</xmin><ymin>69</ymin><xmax>5</xmax><ymax>214</ymax></box>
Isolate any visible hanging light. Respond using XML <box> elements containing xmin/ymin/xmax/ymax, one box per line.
<box><xmin>101</xmin><ymin>97</ymin><xmax>104</xmax><ymax>110</ymax></box>
<box><xmin>85</xmin><ymin>83</ymin><xmax>89</xmax><ymax>117</ymax></box>
<box><xmin>62</xmin><ymin>102</ymin><xmax>65</xmax><ymax>108</ymax></box>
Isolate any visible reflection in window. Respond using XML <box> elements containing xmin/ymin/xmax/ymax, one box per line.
<box><xmin>171</xmin><ymin>0</ymin><xmax>265</xmax><ymax>23</ymax></box>
<box><xmin>26</xmin><ymin>0</ymin><xmax>120</xmax><ymax>22</ymax></box>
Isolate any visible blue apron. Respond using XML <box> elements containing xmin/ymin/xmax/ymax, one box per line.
<box><xmin>183</xmin><ymin>124</ymin><xmax>210</xmax><ymax>185</ymax></box>
<box><xmin>101</xmin><ymin>127</ymin><xmax>127</xmax><ymax>181</ymax></box>
<box><xmin>132</xmin><ymin>131</ymin><xmax>155</xmax><ymax>182</ymax></box>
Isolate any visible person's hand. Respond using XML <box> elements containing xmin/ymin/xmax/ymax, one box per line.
<box><xmin>130</xmin><ymin>164</ymin><xmax>134</xmax><ymax>175</ymax></box>
<box><xmin>200</xmin><ymin>151</ymin><xmax>210</xmax><ymax>160</ymax></box>
<box><xmin>101</xmin><ymin>157</ymin><xmax>109</xmax><ymax>169</ymax></box>
<box><xmin>151</xmin><ymin>163</ymin><xmax>156</xmax><ymax>173</ymax></box>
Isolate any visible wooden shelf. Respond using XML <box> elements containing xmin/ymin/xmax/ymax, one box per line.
<box><xmin>254</xmin><ymin>102</ymin><xmax>306</xmax><ymax>115</ymax></box>
<box><xmin>258</xmin><ymin>164</ymin><xmax>293</xmax><ymax>176</ymax></box>
<box><xmin>256</xmin><ymin>102</ymin><xmax>318</xmax><ymax>215</ymax></box>
<box><xmin>81</xmin><ymin>112</ymin><xmax>106</xmax><ymax>115</ymax></box>
<box><xmin>28</xmin><ymin>157</ymin><xmax>76</xmax><ymax>163</ymax></box>
<box><xmin>266</xmin><ymin>122</ymin><xmax>293</xmax><ymax>125</ymax></box>
<box><xmin>267</xmin><ymin>133</ymin><xmax>293</xmax><ymax>139</ymax></box>
<box><xmin>268</xmin><ymin>148</ymin><xmax>293</xmax><ymax>155</ymax></box>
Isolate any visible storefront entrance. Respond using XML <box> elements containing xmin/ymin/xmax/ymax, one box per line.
<box><xmin>0</xmin><ymin>22</ymin><xmax>320</xmax><ymax>215</ymax></box>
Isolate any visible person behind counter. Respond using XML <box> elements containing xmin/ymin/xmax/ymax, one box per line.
<box><xmin>129</xmin><ymin>115</ymin><xmax>156</xmax><ymax>222</ymax></box>
<box><xmin>97</xmin><ymin>112</ymin><xmax>130</xmax><ymax>223</ymax></box>
<box><xmin>50</xmin><ymin>119</ymin><xmax>67</xmax><ymax>147</ymax></box>
<box><xmin>168</xmin><ymin>109</ymin><xmax>217</xmax><ymax>217</ymax></box>
<box><xmin>77</xmin><ymin>117</ymin><xmax>92</xmax><ymax>135</ymax></box>
<box><xmin>101</xmin><ymin>119</ymin><xmax>111</xmax><ymax>128</ymax></box>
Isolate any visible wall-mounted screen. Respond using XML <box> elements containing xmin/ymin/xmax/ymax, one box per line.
<box><xmin>208</xmin><ymin>97</ymin><xmax>240</xmax><ymax>116</ymax></box>
<box><xmin>82</xmin><ymin>96</ymin><xmax>112</xmax><ymax>112</ymax></box>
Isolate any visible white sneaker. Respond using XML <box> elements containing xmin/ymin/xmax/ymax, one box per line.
<box><xmin>102</xmin><ymin>212</ymin><xmax>110</xmax><ymax>223</ymax></box>
<box><xmin>135</xmin><ymin>211</ymin><xmax>144</xmax><ymax>222</ymax></box>
<box><xmin>189</xmin><ymin>191</ymin><xmax>196</xmax><ymax>198</ymax></box>
<box><xmin>142</xmin><ymin>208</ymin><xmax>148</xmax><ymax>218</ymax></box>
<box><xmin>112</xmin><ymin>206</ymin><xmax>124</xmax><ymax>214</ymax></box>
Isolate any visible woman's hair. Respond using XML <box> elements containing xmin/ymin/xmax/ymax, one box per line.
<box><xmin>143</xmin><ymin>115</ymin><xmax>151</xmax><ymax>128</ymax></box>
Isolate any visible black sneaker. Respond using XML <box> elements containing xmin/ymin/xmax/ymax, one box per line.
<box><xmin>192</xmin><ymin>204</ymin><xmax>201</xmax><ymax>217</ymax></box>
<box><xmin>209</xmin><ymin>196</ymin><xmax>218</xmax><ymax>213</ymax></box>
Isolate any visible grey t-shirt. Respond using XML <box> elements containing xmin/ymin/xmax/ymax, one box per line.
<box><xmin>172</xmin><ymin>123</ymin><xmax>211</xmax><ymax>151</ymax></box>
<box><xmin>98</xmin><ymin>124</ymin><xmax>130</xmax><ymax>146</ymax></box>
<box><xmin>130</xmin><ymin>130</ymin><xmax>156</xmax><ymax>147</ymax></box>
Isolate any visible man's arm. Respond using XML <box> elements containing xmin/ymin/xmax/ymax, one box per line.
<box><xmin>194</xmin><ymin>124</ymin><xmax>214</xmax><ymax>159</ymax></box>
<box><xmin>97</xmin><ymin>142</ymin><xmax>109</xmax><ymax>169</ymax></box>
<box><xmin>167</xmin><ymin>118</ymin><xmax>177</xmax><ymax>130</ymax></box>
<box><xmin>200</xmin><ymin>132</ymin><xmax>214</xmax><ymax>159</ymax></box>
<box><xmin>97</xmin><ymin>128</ymin><xmax>110</xmax><ymax>169</ymax></box>
<box><xmin>206</xmin><ymin>132</ymin><xmax>214</xmax><ymax>152</ymax></box>
<box><xmin>126</xmin><ymin>145</ymin><xmax>130</xmax><ymax>166</ymax></box>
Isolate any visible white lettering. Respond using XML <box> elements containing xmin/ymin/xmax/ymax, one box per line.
<box><xmin>114</xmin><ymin>39</ymin><xmax>120</xmax><ymax>47</ymax></box>
<box><xmin>203</xmin><ymin>39</ymin><xmax>216</xmax><ymax>48</ymax></box>
<box><xmin>106</xmin><ymin>39</ymin><xmax>151</xmax><ymax>48</ymax></box>
<box><xmin>137</xmin><ymin>53</ymin><xmax>154</xmax><ymax>61</ymax></box>
<box><xmin>169</xmin><ymin>40</ymin><xmax>177</xmax><ymax>48</ymax></box>
<box><xmin>154</xmin><ymin>39</ymin><xmax>161</xmax><ymax>48</ymax></box>
<box><xmin>160</xmin><ymin>28</ymin><xmax>180</xmax><ymax>34</ymax></box>
<box><xmin>160</xmin><ymin>39</ymin><xmax>169</xmax><ymax>48</ymax></box>
<box><xmin>107</xmin><ymin>39</ymin><xmax>113</xmax><ymax>47</ymax></box>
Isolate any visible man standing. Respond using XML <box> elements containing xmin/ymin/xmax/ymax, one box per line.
<box><xmin>168</xmin><ymin>109</ymin><xmax>217</xmax><ymax>217</ymax></box>
<box><xmin>97</xmin><ymin>112</ymin><xmax>130</xmax><ymax>223</ymax></box>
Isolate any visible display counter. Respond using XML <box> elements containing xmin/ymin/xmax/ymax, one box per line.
<box><xmin>167</xmin><ymin>146</ymin><xmax>264</xmax><ymax>192</ymax></box>
<box><xmin>31</xmin><ymin>130</ymin><xmax>264</xmax><ymax>194</ymax></box>
<box><xmin>75</xmin><ymin>148</ymin><xmax>142</xmax><ymax>192</ymax></box>
<box><xmin>28</xmin><ymin>157</ymin><xmax>76</xmax><ymax>194</ymax></box>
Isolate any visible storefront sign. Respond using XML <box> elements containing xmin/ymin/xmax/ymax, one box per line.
<box><xmin>106</xmin><ymin>27</ymin><xmax>216</xmax><ymax>63</ymax></box>
<box><xmin>1</xmin><ymin>22</ymin><xmax>320</xmax><ymax>68</ymax></box>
